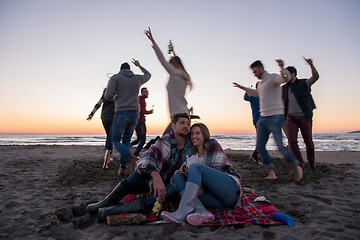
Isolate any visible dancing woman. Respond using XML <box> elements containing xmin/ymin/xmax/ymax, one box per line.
<box><xmin>145</xmin><ymin>27</ymin><xmax>193</xmax><ymax>135</ymax></box>
<box><xmin>87</xmin><ymin>88</ymin><xmax>114</xmax><ymax>169</ymax></box>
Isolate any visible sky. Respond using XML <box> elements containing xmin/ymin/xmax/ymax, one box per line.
<box><xmin>0</xmin><ymin>0</ymin><xmax>359</xmax><ymax>134</ymax></box>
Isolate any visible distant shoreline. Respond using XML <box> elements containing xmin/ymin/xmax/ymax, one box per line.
<box><xmin>348</xmin><ymin>130</ymin><xmax>360</xmax><ymax>133</ymax></box>
<box><xmin>1</xmin><ymin>132</ymin><xmax>359</xmax><ymax>151</ymax></box>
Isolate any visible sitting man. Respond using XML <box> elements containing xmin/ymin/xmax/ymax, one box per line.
<box><xmin>86</xmin><ymin>113</ymin><xmax>193</xmax><ymax>222</ymax></box>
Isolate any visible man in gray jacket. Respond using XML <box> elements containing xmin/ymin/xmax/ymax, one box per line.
<box><xmin>105</xmin><ymin>59</ymin><xmax>151</xmax><ymax>175</ymax></box>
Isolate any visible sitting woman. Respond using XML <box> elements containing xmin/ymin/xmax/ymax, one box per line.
<box><xmin>161</xmin><ymin>123</ymin><xmax>243</xmax><ymax>226</ymax></box>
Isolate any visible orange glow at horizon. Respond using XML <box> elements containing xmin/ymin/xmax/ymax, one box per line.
<box><xmin>1</xmin><ymin>113</ymin><xmax>359</xmax><ymax>134</ymax></box>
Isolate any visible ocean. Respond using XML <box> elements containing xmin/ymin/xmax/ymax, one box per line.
<box><xmin>0</xmin><ymin>132</ymin><xmax>359</xmax><ymax>151</ymax></box>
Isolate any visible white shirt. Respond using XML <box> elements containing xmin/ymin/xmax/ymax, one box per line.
<box><xmin>186</xmin><ymin>153</ymin><xmax>204</xmax><ymax>166</ymax></box>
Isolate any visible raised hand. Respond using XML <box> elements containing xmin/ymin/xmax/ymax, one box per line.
<box><xmin>303</xmin><ymin>57</ymin><xmax>313</xmax><ymax>65</ymax></box>
<box><xmin>132</xmin><ymin>58</ymin><xmax>140</xmax><ymax>67</ymax></box>
<box><xmin>233</xmin><ymin>82</ymin><xmax>244</xmax><ymax>89</ymax></box>
<box><xmin>275</xmin><ymin>59</ymin><xmax>284</xmax><ymax>67</ymax></box>
<box><xmin>145</xmin><ymin>27</ymin><xmax>155</xmax><ymax>43</ymax></box>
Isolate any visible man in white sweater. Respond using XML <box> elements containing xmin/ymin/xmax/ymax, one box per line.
<box><xmin>233</xmin><ymin>60</ymin><xmax>303</xmax><ymax>181</ymax></box>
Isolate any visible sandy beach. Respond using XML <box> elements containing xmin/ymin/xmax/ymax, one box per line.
<box><xmin>1</xmin><ymin>145</ymin><xmax>359</xmax><ymax>240</ymax></box>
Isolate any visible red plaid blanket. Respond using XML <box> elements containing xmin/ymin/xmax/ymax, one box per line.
<box><xmin>123</xmin><ymin>192</ymin><xmax>282</xmax><ymax>225</ymax></box>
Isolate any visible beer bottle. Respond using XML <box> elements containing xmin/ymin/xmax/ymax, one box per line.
<box><xmin>168</xmin><ymin>40</ymin><xmax>172</xmax><ymax>54</ymax></box>
<box><xmin>152</xmin><ymin>197</ymin><xmax>163</xmax><ymax>216</ymax></box>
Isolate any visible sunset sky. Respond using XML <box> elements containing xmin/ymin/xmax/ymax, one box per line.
<box><xmin>1</xmin><ymin>0</ymin><xmax>359</xmax><ymax>134</ymax></box>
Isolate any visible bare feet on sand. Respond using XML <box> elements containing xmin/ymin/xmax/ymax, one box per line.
<box><xmin>264</xmin><ymin>169</ymin><xmax>277</xmax><ymax>180</ymax></box>
<box><xmin>103</xmin><ymin>150</ymin><xmax>112</xmax><ymax>169</ymax></box>
<box><xmin>117</xmin><ymin>166</ymin><xmax>126</xmax><ymax>176</ymax></box>
<box><xmin>294</xmin><ymin>166</ymin><xmax>303</xmax><ymax>181</ymax></box>
<box><xmin>116</xmin><ymin>156</ymin><xmax>138</xmax><ymax>176</ymax></box>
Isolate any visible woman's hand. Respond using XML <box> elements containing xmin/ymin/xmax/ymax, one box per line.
<box><xmin>169</xmin><ymin>45</ymin><xmax>176</xmax><ymax>56</ymax></box>
<box><xmin>179</xmin><ymin>163</ymin><xmax>188</xmax><ymax>175</ymax></box>
<box><xmin>145</xmin><ymin>27</ymin><xmax>155</xmax><ymax>43</ymax></box>
<box><xmin>303</xmin><ymin>57</ymin><xmax>313</xmax><ymax>66</ymax></box>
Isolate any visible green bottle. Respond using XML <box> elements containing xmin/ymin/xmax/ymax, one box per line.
<box><xmin>168</xmin><ymin>40</ymin><xmax>172</xmax><ymax>54</ymax></box>
<box><xmin>152</xmin><ymin>197</ymin><xmax>162</xmax><ymax>216</ymax></box>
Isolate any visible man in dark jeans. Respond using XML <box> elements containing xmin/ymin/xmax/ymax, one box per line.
<box><xmin>86</xmin><ymin>113</ymin><xmax>193</xmax><ymax>222</ymax></box>
<box><xmin>105</xmin><ymin>60</ymin><xmax>151</xmax><ymax>176</ymax></box>
<box><xmin>131</xmin><ymin>87</ymin><xmax>153</xmax><ymax>157</ymax></box>
<box><xmin>282</xmin><ymin>57</ymin><xmax>319</xmax><ymax>171</ymax></box>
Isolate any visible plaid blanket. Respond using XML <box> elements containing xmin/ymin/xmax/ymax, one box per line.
<box><xmin>123</xmin><ymin>192</ymin><xmax>282</xmax><ymax>226</ymax></box>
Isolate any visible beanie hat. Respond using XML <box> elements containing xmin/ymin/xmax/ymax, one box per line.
<box><xmin>120</xmin><ymin>62</ymin><xmax>130</xmax><ymax>70</ymax></box>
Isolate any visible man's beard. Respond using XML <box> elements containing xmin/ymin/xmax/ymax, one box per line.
<box><xmin>178</xmin><ymin>132</ymin><xmax>188</xmax><ymax>137</ymax></box>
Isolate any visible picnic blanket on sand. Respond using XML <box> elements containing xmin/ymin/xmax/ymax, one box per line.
<box><xmin>121</xmin><ymin>192</ymin><xmax>283</xmax><ymax>226</ymax></box>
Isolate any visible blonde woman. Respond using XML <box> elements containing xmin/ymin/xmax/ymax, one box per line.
<box><xmin>145</xmin><ymin>27</ymin><xmax>193</xmax><ymax>135</ymax></box>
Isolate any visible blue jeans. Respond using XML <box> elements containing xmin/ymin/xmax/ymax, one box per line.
<box><xmin>130</xmin><ymin>121</ymin><xmax>146</xmax><ymax>157</ymax></box>
<box><xmin>171</xmin><ymin>164</ymin><xmax>238</xmax><ymax>208</ymax></box>
<box><xmin>256</xmin><ymin>114</ymin><xmax>299</xmax><ymax>171</ymax></box>
<box><xmin>252</xmin><ymin>119</ymin><xmax>259</xmax><ymax>159</ymax></box>
<box><xmin>124</xmin><ymin>171</ymin><xmax>179</xmax><ymax>208</ymax></box>
<box><xmin>112</xmin><ymin>111</ymin><xmax>139</xmax><ymax>168</ymax></box>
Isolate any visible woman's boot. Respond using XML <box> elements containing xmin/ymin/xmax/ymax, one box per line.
<box><xmin>161</xmin><ymin>182</ymin><xmax>199</xmax><ymax>225</ymax></box>
<box><xmin>186</xmin><ymin>198</ymin><xmax>214</xmax><ymax>226</ymax></box>
<box><xmin>86</xmin><ymin>181</ymin><xmax>129</xmax><ymax>215</ymax></box>
<box><xmin>98</xmin><ymin>199</ymin><xmax>146</xmax><ymax>222</ymax></box>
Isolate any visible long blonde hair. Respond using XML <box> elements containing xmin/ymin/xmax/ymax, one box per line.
<box><xmin>170</xmin><ymin>56</ymin><xmax>193</xmax><ymax>90</ymax></box>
